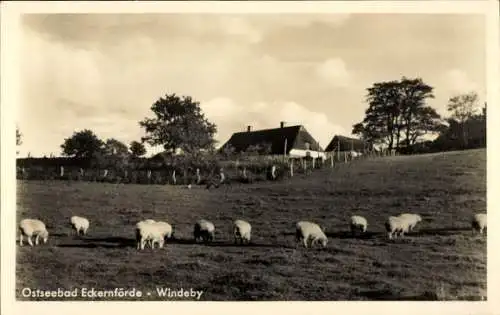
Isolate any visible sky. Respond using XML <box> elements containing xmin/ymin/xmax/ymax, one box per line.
<box><xmin>18</xmin><ymin>13</ymin><xmax>486</xmax><ymax>157</ymax></box>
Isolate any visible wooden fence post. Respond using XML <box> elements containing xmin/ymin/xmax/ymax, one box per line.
<box><xmin>172</xmin><ymin>170</ymin><xmax>176</xmax><ymax>185</ymax></box>
<box><xmin>196</xmin><ymin>168</ymin><xmax>201</xmax><ymax>184</ymax></box>
<box><xmin>337</xmin><ymin>139</ymin><xmax>340</xmax><ymax>161</ymax></box>
<box><xmin>290</xmin><ymin>160</ymin><xmax>294</xmax><ymax>177</ymax></box>
<box><xmin>103</xmin><ymin>169</ymin><xmax>108</xmax><ymax>178</ymax></box>
<box><xmin>60</xmin><ymin>166</ymin><xmax>64</xmax><ymax>177</ymax></box>
<box><xmin>284</xmin><ymin>138</ymin><xmax>287</xmax><ymax>162</ymax></box>
<box><xmin>219</xmin><ymin>168</ymin><xmax>225</xmax><ymax>184</ymax></box>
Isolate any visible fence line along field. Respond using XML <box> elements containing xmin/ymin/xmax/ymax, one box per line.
<box><xmin>16</xmin><ymin>149</ymin><xmax>486</xmax><ymax>301</ymax></box>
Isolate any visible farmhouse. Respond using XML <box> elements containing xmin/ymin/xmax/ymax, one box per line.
<box><xmin>221</xmin><ymin>122</ymin><xmax>326</xmax><ymax>159</ymax></box>
<box><xmin>325</xmin><ymin>135</ymin><xmax>373</xmax><ymax>153</ymax></box>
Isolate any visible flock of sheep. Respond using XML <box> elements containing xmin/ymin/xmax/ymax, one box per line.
<box><xmin>18</xmin><ymin>212</ymin><xmax>487</xmax><ymax>249</ymax></box>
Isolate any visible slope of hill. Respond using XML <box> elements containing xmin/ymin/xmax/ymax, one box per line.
<box><xmin>16</xmin><ymin>149</ymin><xmax>486</xmax><ymax>300</ymax></box>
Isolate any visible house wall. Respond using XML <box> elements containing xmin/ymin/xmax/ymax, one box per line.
<box><xmin>289</xmin><ymin>149</ymin><xmax>326</xmax><ymax>159</ymax></box>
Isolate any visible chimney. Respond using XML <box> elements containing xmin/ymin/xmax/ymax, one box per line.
<box><xmin>247</xmin><ymin>125</ymin><xmax>252</xmax><ymax>132</ymax></box>
<box><xmin>280</xmin><ymin>121</ymin><xmax>285</xmax><ymax>128</ymax></box>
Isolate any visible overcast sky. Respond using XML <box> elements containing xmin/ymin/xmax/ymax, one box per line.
<box><xmin>19</xmin><ymin>13</ymin><xmax>486</xmax><ymax>157</ymax></box>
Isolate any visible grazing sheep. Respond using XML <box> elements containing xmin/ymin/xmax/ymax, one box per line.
<box><xmin>295</xmin><ymin>221</ymin><xmax>328</xmax><ymax>248</ymax></box>
<box><xmin>135</xmin><ymin>220</ymin><xmax>173</xmax><ymax>250</ymax></box>
<box><xmin>472</xmin><ymin>213</ymin><xmax>487</xmax><ymax>235</ymax></box>
<box><xmin>70</xmin><ymin>216</ymin><xmax>90</xmax><ymax>236</ymax></box>
<box><xmin>19</xmin><ymin>219</ymin><xmax>49</xmax><ymax>247</ymax></box>
<box><xmin>194</xmin><ymin>219</ymin><xmax>215</xmax><ymax>243</ymax></box>
<box><xmin>135</xmin><ymin>219</ymin><xmax>156</xmax><ymax>249</ymax></box>
<box><xmin>398</xmin><ymin>213</ymin><xmax>422</xmax><ymax>232</ymax></box>
<box><xmin>233</xmin><ymin>220</ymin><xmax>252</xmax><ymax>244</ymax></box>
<box><xmin>385</xmin><ymin>216</ymin><xmax>409</xmax><ymax>240</ymax></box>
<box><xmin>149</xmin><ymin>221</ymin><xmax>174</xmax><ymax>249</ymax></box>
<box><xmin>350</xmin><ymin>215</ymin><xmax>368</xmax><ymax>234</ymax></box>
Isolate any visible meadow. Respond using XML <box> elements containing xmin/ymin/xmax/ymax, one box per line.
<box><xmin>16</xmin><ymin>149</ymin><xmax>487</xmax><ymax>301</ymax></box>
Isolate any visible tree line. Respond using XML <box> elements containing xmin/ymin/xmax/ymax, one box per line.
<box><xmin>352</xmin><ymin>77</ymin><xmax>485</xmax><ymax>153</ymax></box>
<box><xmin>15</xmin><ymin>76</ymin><xmax>485</xmax><ymax>166</ymax></box>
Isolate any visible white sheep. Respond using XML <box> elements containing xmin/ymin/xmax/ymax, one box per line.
<box><xmin>19</xmin><ymin>219</ymin><xmax>49</xmax><ymax>247</ymax></box>
<box><xmin>233</xmin><ymin>220</ymin><xmax>252</xmax><ymax>244</ymax></box>
<box><xmin>135</xmin><ymin>219</ymin><xmax>156</xmax><ymax>249</ymax></box>
<box><xmin>150</xmin><ymin>221</ymin><xmax>174</xmax><ymax>248</ymax></box>
<box><xmin>135</xmin><ymin>220</ymin><xmax>172</xmax><ymax>250</ymax></box>
<box><xmin>295</xmin><ymin>221</ymin><xmax>328</xmax><ymax>248</ymax></box>
<box><xmin>385</xmin><ymin>216</ymin><xmax>409</xmax><ymax>239</ymax></box>
<box><xmin>472</xmin><ymin>213</ymin><xmax>487</xmax><ymax>235</ymax></box>
<box><xmin>350</xmin><ymin>215</ymin><xmax>368</xmax><ymax>234</ymax></box>
<box><xmin>194</xmin><ymin>219</ymin><xmax>215</xmax><ymax>243</ymax></box>
<box><xmin>398</xmin><ymin>213</ymin><xmax>422</xmax><ymax>232</ymax></box>
<box><xmin>70</xmin><ymin>215</ymin><xmax>90</xmax><ymax>236</ymax></box>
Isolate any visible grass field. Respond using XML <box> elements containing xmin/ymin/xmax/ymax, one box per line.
<box><xmin>16</xmin><ymin>149</ymin><xmax>487</xmax><ymax>301</ymax></box>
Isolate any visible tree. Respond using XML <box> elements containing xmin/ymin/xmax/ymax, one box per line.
<box><xmin>104</xmin><ymin>138</ymin><xmax>129</xmax><ymax>156</ymax></box>
<box><xmin>245</xmin><ymin>142</ymin><xmax>272</xmax><ymax>156</ymax></box>
<box><xmin>130</xmin><ymin>140</ymin><xmax>146</xmax><ymax>157</ymax></box>
<box><xmin>399</xmin><ymin>77</ymin><xmax>437</xmax><ymax>146</ymax></box>
<box><xmin>446</xmin><ymin>91</ymin><xmax>480</xmax><ymax>148</ymax></box>
<box><xmin>60</xmin><ymin>129</ymin><xmax>104</xmax><ymax>158</ymax></box>
<box><xmin>352</xmin><ymin>77</ymin><xmax>440</xmax><ymax>150</ymax></box>
<box><xmin>139</xmin><ymin>93</ymin><xmax>217</xmax><ymax>155</ymax></box>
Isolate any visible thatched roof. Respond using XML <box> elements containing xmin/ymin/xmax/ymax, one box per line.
<box><xmin>221</xmin><ymin>125</ymin><xmax>323</xmax><ymax>155</ymax></box>
<box><xmin>325</xmin><ymin>135</ymin><xmax>372</xmax><ymax>152</ymax></box>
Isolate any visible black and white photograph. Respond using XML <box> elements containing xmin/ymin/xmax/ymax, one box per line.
<box><xmin>1</xmin><ymin>0</ymin><xmax>498</xmax><ymax>313</ymax></box>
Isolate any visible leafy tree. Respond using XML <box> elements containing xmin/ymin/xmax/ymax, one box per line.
<box><xmin>139</xmin><ymin>93</ymin><xmax>217</xmax><ymax>155</ymax></box>
<box><xmin>104</xmin><ymin>138</ymin><xmax>129</xmax><ymax>156</ymax></box>
<box><xmin>130</xmin><ymin>140</ymin><xmax>147</xmax><ymax>157</ymax></box>
<box><xmin>96</xmin><ymin>138</ymin><xmax>130</xmax><ymax>171</ymax></box>
<box><xmin>245</xmin><ymin>142</ymin><xmax>272</xmax><ymax>156</ymax></box>
<box><xmin>398</xmin><ymin>77</ymin><xmax>437</xmax><ymax>146</ymax></box>
<box><xmin>446</xmin><ymin>92</ymin><xmax>480</xmax><ymax>148</ymax></box>
<box><xmin>60</xmin><ymin>129</ymin><xmax>104</xmax><ymax>158</ymax></box>
<box><xmin>353</xmin><ymin>77</ymin><xmax>440</xmax><ymax>150</ymax></box>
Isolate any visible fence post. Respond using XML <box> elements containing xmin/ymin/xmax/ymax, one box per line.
<box><xmin>196</xmin><ymin>168</ymin><xmax>201</xmax><ymax>184</ymax></box>
<box><xmin>290</xmin><ymin>160</ymin><xmax>294</xmax><ymax>177</ymax></box>
<box><xmin>312</xmin><ymin>157</ymin><xmax>315</xmax><ymax>169</ymax></box>
<box><xmin>284</xmin><ymin>138</ymin><xmax>287</xmax><ymax>162</ymax></box>
<box><xmin>172</xmin><ymin>170</ymin><xmax>176</xmax><ymax>185</ymax></box>
<box><xmin>60</xmin><ymin>166</ymin><xmax>64</xmax><ymax>177</ymax></box>
<box><xmin>219</xmin><ymin>168</ymin><xmax>225</xmax><ymax>184</ymax></box>
<box><xmin>337</xmin><ymin>139</ymin><xmax>340</xmax><ymax>161</ymax></box>
<box><xmin>103</xmin><ymin>169</ymin><xmax>108</xmax><ymax>178</ymax></box>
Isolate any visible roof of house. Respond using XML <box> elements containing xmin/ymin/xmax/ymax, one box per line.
<box><xmin>325</xmin><ymin>135</ymin><xmax>372</xmax><ymax>152</ymax></box>
<box><xmin>221</xmin><ymin>125</ymin><xmax>324</xmax><ymax>155</ymax></box>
